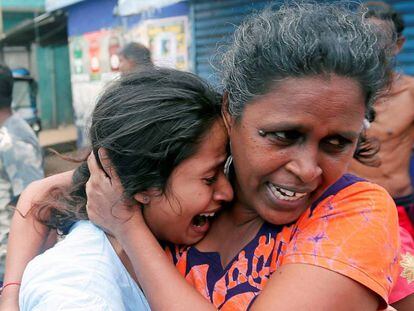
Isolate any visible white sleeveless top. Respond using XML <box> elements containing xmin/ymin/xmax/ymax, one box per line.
<box><xmin>20</xmin><ymin>220</ymin><xmax>151</xmax><ymax>311</ymax></box>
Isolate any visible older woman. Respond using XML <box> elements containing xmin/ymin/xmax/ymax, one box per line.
<box><xmin>1</xmin><ymin>2</ymin><xmax>401</xmax><ymax>311</ymax></box>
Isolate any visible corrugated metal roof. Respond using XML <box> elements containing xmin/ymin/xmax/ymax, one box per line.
<box><xmin>0</xmin><ymin>10</ymin><xmax>67</xmax><ymax>46</ymax></box>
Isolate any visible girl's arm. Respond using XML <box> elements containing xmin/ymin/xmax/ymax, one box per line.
<box><xmin>86</xmin><ymin>153</ymin><xmax>216</xmax><ymax>311</ymax></box>
<box><xmin>112</xmin><ymin>214</ymin><xmax>215</xmax><ymax>311</ymax></box>
<box><xmin>0</xmin><ymin>171</ymin><xmax>74</xmax><ymax>310</ymax></box>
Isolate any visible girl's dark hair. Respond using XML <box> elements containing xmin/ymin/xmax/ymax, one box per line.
<box><xmin>36</xmin><ymin>68</ymin><xmax>222</xmax><ymax>232</ymax></box>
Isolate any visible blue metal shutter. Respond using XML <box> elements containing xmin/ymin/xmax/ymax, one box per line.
<box><xmin>387</xmin><ymin>0</ymin><xmax>414</xmax><ymax>75</ymax></box>
<box><xmin>191</xmin><ymin>0</ymin><xmax>414</xmax><ymax>80</ymax></box>
<box><xmin>190</xmin><ymin>0</ymin><xmax>269</xmax><ymax>85</ymax></box>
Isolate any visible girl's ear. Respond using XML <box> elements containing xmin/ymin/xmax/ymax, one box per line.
<box><xmin>133</xmin><ymin>193</ymin><xmax>151</xmax><ymax>205</ymax></box>
<box><xmin>221</xmin><ymin>92</ymin><xmax>234</xmax><ymax>135</ymax></box>
<box><xmin>133</xmin><ymin>188</ymin><xmax>160</xmax><ymax>205</ymax></box>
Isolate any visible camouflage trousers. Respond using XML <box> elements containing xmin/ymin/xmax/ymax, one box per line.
<box><xmin>0</xmin><ymin>204</ymin><xmax>14</xmax><ymax>281</ymax></box>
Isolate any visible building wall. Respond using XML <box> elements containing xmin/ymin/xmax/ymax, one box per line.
<box><xmin>64</xmin><ymin>0</ymin><xmax>189</xmax><ymax>146</ymax></box>
<box><xmin>36</xmin><ymin>44</ymin><xmax>73</xmax><ymax>129</ymax></box>
<box><xmin>3</xmin><ymin>46</ymin><xmax>30</xmax><ymax>69</ymax></box>
<box><xmin>2</xmin><ymin>12</ymin><xmax>39</xmax><ymax>32</ymax></box>
<box><xmin>0</xmin><ymin>0</ymin><xmax>74</xmax><ymax>130</ymax></box>
<box><xmin>1</xmin><ymin>0</ymin><xmax>44</xmax><ymax>11</ymax></box>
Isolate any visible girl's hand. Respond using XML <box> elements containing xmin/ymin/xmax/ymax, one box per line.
<box><xmin>0</xmin><ymin>298</ymin><xmax>19</xmax><ymax>311</ymax></box>
<box><xmin>85</xmin><ymin>149</ymin><xmax>144</xmax><ymax>238</ymax></box>
<box><xmin>0</xmin><ymin>285</ymin><xmax>20</xmax><ymax>311</ymax></box>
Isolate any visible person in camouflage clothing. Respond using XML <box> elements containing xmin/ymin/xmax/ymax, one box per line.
<box><xmin>0</xmin><ymin>64</ymin><xmax>43</xmax><ymax>281</ymax></box>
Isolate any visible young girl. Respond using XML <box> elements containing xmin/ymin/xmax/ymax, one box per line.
<box><xmin>17</xmin><ymin>68</ymin><xmax>233</xmax><ymax>310</ymax></box>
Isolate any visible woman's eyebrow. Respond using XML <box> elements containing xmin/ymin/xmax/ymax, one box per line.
<box><xmin>333</xmin><ymin>131</ymin><xmax>360</xmax><ymax>140</ymax></box>
<box><xmin>259</xmin><ymin>122</ymin><xmax>308</xmax><ymax>131</ymax></box>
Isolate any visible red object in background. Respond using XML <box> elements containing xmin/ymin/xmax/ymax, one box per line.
<box><xmin>89</xmin><ymin>39</ymin><xmax>100</xmax><ymax>73</ymax></box>
<box><xmin>109</xmin><ymin>35</ymin><xmax>120</xmax><ymax>71</ymax></box>
<box><xmin>398</xmin><ymin>206</ymin><xmax>414</xmax><ymax>238</ymax></box>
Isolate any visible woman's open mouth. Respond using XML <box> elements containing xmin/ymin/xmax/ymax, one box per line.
<box><xmin>267</xmin><ymin>183</ymin><xmax>308</xmax><ymax>201</ymax></box>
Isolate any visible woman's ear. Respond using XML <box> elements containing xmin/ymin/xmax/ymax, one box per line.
<box><xmin>221</xmin><ymin>92</ymin><xmax>234</xmax><ymax>135</ymax></box>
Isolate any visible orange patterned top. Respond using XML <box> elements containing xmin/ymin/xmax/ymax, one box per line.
<box><xmin>166</xmin><ymin>175</ymin><xmax>400</xmax><ymax>310</ymax></box>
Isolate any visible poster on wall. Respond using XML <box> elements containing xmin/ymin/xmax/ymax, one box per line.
<box><xmin>68</xmin><ymin>28</ymin><xmax>123</xmax><ymax>147</ymax></box>
<box><xmin>68</xmin><ymin>16</ymin><xmax>188</xmax><ymax>81</ymax></box>
<box><xmin>145</xmin><ymin>16</ymin><xmax>188</xmax><ymax>70</ymax></box>
<box><xmin>68</xmin><ymin>15</ymin><xmax>189</xmax><ymax>147</ymax></box>
<box><xmin>69</xmin><ymin>28</ymin><xmax>123</xmax><ymax>82</ymax></box>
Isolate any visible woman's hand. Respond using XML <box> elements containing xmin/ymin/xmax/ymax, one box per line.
<box><xmin>85</xmin><ymin>149</ymin><xmax>145</xmax><ymax>238</ymax></box>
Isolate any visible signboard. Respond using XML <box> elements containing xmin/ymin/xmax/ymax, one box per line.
<box><xmin>118</xmin><ymin>0</ymin><xmax>183</xmax><ymax>16</ymax></box>
<box><xmin>125</xmin><ymin>15</ymin><xmax>188</xmax><ymax>70</ymax></box>
<box><xmin>69</xmin><ymin>29</ymin><xmax>123</xmax><ymax>80</ymax></box>
<box><xmin>146</xmin><ymin>16</ymin><xmax>188</xmax><ymax>70</ymax></box>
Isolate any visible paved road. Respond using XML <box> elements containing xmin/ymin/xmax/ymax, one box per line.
<box><xmin>44</xmin><ymin>151</ymin><xmax>83</xmax><ymax>176</ymax></box>
<box><xmin>38</xmin><ymin>125</ymin><xmax>83</xmax><ymax>176</ymax></box>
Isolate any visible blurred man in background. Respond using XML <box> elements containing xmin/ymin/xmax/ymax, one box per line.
<box><xmin>349</xmin><ymin>4</ymin><xmax>414</xmax><ymax>309</ymax></box>
<box><xmin>350</xmin><ymin>2</ymin><xmax>414</xmax><ymax>237</ymax></box>
<box><xmin>0</xmin><ymin>64</ymin><xmax>43</xmax><ymax>282</ymax></box>
<box><xmin>118</xmin><ymin>42</ymin><xmax>153</xmax><ymax>74</ymax></box>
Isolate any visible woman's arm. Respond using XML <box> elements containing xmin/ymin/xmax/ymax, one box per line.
<box><xmin>86</xmin><ymin>153</ymin><xmax>216</xmax><ymax>311</ymax></box>
<box><xmin>251</xmin><ymin>263</ymin><xmax>378</xmax><ymax>310</ymax></box>
<box><xmin>251</xmin><ymin>182</ymin><xmax>400</xmax><ymax>310</ymax></box>
<box><xmin>0</xmin><ymin>171</ymin><xmax>74</xmax><ymax>309</ymax></box>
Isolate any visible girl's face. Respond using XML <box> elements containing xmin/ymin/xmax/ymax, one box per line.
<box><xmin>226</xmin><ymin>75</ymin><xmax>365</xmax><ymax>225</ymax></box>
<box><xmin>142</xmin><ymin>120</ymin><xmax>233</xmax><ymax>245</ymax></box>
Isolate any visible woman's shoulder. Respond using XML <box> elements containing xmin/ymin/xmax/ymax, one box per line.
<box><xmin>310</xmin><ymin>174</ymin><xmax>395</xmax><ymax>217</ymax></box>
<box><xmin>281</xmin><ymin>176</ymin><xmax>400</xmax><ymax>304</ymax></box>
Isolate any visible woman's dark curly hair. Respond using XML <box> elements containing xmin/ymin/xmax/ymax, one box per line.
<box><xmin>220</xmin><ymin>1</ymin><xmax>395</xmax><ymax>166</ymax></box>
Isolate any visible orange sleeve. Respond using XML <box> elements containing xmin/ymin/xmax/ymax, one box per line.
<box><xmin>282</xmin><ymin>182</ymin><xmax>400</xmax><ymax>305</ymax></box>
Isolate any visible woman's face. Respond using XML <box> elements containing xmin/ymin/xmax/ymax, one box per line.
<box><xmin>143</xmin><ymin>120</ymin><xmax>233</xmax><ymax>245</ymax></box>
<box><xmin>226</xmin><ymin>75</ymin><xmax>365</xmax><ymax>225</ymax></box>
